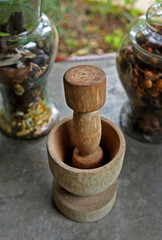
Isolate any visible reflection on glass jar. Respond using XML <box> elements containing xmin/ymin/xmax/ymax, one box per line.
<box><xmin>116</xmin><ymin>2</ymin><xmax>162</xmax><ymax>144</ymax></box>
<box><xmin>0</xmin><ymin>0</ymin><xmax>59</xmax><ymax>139</ymax></box>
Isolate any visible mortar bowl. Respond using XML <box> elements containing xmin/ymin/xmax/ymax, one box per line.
<box><xmin>47</xmin><ymin>116</ymin><xmax>126</xmax><ymax>197</ymax></box>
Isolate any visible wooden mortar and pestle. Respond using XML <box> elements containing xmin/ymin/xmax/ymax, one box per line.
<box><xmin>47</xmin><ymin>65</ymin><xmax>126</xmax><ymax>222</ymax></box>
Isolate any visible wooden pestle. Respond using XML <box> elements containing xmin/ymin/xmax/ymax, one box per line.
<box><xmin>63</xmin><ymin>65</ymin><xmax>106</xmax><ymax>169</ymax></box>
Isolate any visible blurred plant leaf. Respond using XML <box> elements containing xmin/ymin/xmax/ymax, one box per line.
<box><xmin>129</xmin><ymin>8</ymin><xmax>142</xmax><ymax>17</ymax></box>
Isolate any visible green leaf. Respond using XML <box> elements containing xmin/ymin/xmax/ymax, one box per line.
<box><xmin>129</xmin><ymin>9</ymin><xmax>142</xmax><ymax>17</ymax></box>
<box><xmin>65</xmin><ymin>38</ymin><xmax>78</xmax><ymax>48</ymax></box>
<box><xmin>112</xmin><ymin>36</ymin><xmax>121</xmax><ymax>49</ymax></box>
<box><xmin>0</xmin><ymin>32</ymin><xmax>10</xmax><ymax>36</ymax></box>
<box><xmin>124</xmin><ymin>0</ymin><xmax>135</xmax><ymax>4</ymax></box>
<box><xmin>113</xmin><ymin>29</ymin><xmax>123</xmax><ymax>36</ymax></box>
<box><xmin>104</xmin><ymin>35</ymin><xmax>112</xmax><ymax>44</ymax></box>
<box><xmin>125</xmin><ymin>0</ymin><xmax>132</xmax><ymax>3</ymax></box>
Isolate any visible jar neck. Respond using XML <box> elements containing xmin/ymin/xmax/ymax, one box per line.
<box><xmin>129</xmin><ymin>16</ymin><xmax>162</xmax><ymax>68</ymax></box>
<box><xmin>0</xmin><ymin>0</ymin><xmax>42</xmax><ymax>35</ymax></box>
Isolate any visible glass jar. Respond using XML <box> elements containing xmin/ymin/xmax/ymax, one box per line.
<box><xmin>0</xmin><ymin>0</ymin><xmax>59</xmax><ymax>139</ymax></box>
<box><xmin>116</xmin><ymin>2</ymin><xmax>162</xmax><ymax>144</ymax></box>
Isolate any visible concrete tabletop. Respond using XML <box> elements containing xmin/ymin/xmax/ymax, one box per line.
<box><xmin>0</xmin><ymin>56</ymin><xmax>162</xmax><ymax>240</ymax></box>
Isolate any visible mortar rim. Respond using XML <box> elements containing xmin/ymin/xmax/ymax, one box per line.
<box><xmin>47</xmin><ymin>116</ymin><xmax>126</xmax><ymax>174</ymax></box>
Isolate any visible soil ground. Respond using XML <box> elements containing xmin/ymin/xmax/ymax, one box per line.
<box><xmin>44</xmin><ymin>0</ymin><xmax>155</xmax><ymax>61</ymax></box>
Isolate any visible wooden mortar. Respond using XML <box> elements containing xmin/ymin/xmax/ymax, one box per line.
<box><xmin>47</xmin><ymin>65</ymin><xmax>126</xmax><ymax>222</ymax></box>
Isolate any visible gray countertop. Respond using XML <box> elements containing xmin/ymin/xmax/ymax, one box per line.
<box><xmin>0</xmin><ymin>56</ymin><xmax>162</xmax><ymax>240</ymax></box>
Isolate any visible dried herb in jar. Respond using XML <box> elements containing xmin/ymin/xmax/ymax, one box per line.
<box><xmin>0</xmin><ymin>3</ymin><xmax>59</xmax><ymax>138</ymax></box>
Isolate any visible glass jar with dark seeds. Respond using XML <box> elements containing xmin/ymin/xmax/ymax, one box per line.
<box><xmin>116</xmin><ymin>2</ymin><xmax>162</xmax><ymax>144</ymax></box>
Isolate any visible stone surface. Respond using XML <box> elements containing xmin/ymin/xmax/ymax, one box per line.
<box><xmin>0</xmin><ymin>56</ymin><xmax>162</xmax><ymax>240</ymax></box>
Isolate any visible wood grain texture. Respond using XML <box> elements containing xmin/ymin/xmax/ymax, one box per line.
<box><xmin>73</xmin><ymin>110</ymin><xmax>101</xmax><ymax>156</ymax></box>
<box><xmin>63</xmin><ymin>65</ymin><xmax>106</xmax><ymax>112</ymax></box>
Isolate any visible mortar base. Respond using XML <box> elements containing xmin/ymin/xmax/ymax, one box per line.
<box><xmin>53</xmin><ymin>178</ymin><xmax>117</xmax><ymax>222</ymax></box>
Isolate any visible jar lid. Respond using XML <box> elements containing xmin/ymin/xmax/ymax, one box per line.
<box><xmin>129</xmin><ymin>2</ymin><xmax>162</xmax><ymax>67</ymax></box>
<box><xmin>146</xmin><ymin>2</ymin><xmax>162</xmax><ymax>34</ymax></box>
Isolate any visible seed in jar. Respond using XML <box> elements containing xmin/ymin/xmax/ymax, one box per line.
<box><xmin>17</xmin><ymin>60</ymin><xmax>25</xmax><ymax>69</ymax></box>
<box><xmin>23</xmin><ymin>51</ymin><xmax>36</xmax><ymax>59</ymax></box>
<box><xmin>134</xmin><ymin>68</ymin><xmax>139</xmax><ymax>76</ymax></box>
<box><xmin>151</xmin><ymin>57</ymin><xmax>159</xmax><ymax>64</ymax></box>
<box><xmin>16</xmin><ymin>67</ymin><xmax>30</xmax><ymax>79</ymax></box>
<box><xmin>34</xmin><ymin>65</ymin><xmax>47</xmax><ymax>79</ymax></box>
<box><xmin>137</xmin><ymin>87</ymin><xmax>145</xmax><ymax>97</ymax></box>
<box><xmin>14</xmin><ymin>84</ymin><xmax>25</xmax><ymax>96</ymax></box>
<box><xmin>132</xmin><ymin>77</ymin><xmax>138</xmax><ymax>87</ymax></box>
<box><xmin>14</xmin><ymin>111</ymin><xmax>24</xmax><ymax>117</ymax></box>
<box><xmin>145</xmin><ymin>71</ymin><xmax>154</xmax><ymax>79</ymax></box>
<box><xmin>149</xmin><ymin>87</ymin><xmax>159</xmax><ymax>97</ymax></box>
<box><xmin>147</xmin><ymin>47</ymin><xmax>153</xmax><ymax>53</ymax></box>
<box><xmin>156</xmin><ymin>79</ymin><xmax>162</xmax><ymax>89</ymax></box>
<box><xmin>16</xmin><ymin>129</ymin><xmax>31</xmax><ymax>137</ymax></box>
<box><xmin>29</xmin><ymin>62</ymin><xmax>40</xmax><ymax>76</ymax></box>
<box><xmin>34</xmin><ymin>54</ymin><xmax>49</xmax><ymax>66</ymax></box>
<box><xmin>22</xmin><ymin>120</ymin><xmax>27</xmax><ymax>129</ymax></box>
<box><xmin>26</xmin><ymin>118</ymin><xmax>32</xmax><ymax>127</ymax></box>
<box><xmin>143</xmin><ymin>80</ymin><xmax>153</xmax><ymax>89</ymax></box>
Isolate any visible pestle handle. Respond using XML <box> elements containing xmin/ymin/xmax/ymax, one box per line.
<box><xmin>73</xmin><ymin>110</ymin><xmax>101</xmax><ymax>156</ymax></box>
